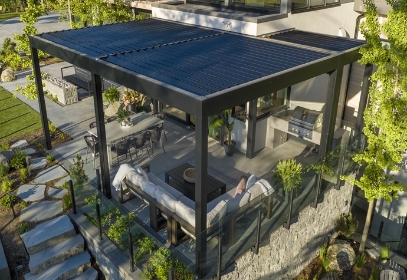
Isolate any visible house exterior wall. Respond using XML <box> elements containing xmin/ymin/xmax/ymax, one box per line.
<box><xmin>222</xmin><ymin>180</ymin><xmax>354</xmax><ymax>279</ymax></box>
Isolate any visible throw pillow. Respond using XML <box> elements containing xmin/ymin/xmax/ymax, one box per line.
<box><xmin>134</xmin><ymin>165</ymin><xmax>149</xmax><ymax>181</ymax></box>
<box><xmin>226</xmin><ymin>192</ymin><xmax>251</xmax><ymax>214</ymax></box>
<box><xmin>246</xmin><ymin>174</ymin><xmax>257</xmax><ymax>189</ymax></box>
<box><xmin>247</xmin><ymin>182</ymin><xmax>264</xmax><ymax>201</ymax></box>
<box><xmin>234</xmin><ymin>178</ymin><xmax>246</xmax><ymax>197</ymax></box>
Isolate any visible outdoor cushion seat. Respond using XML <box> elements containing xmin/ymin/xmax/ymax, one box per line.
<box><xmin>147</xmin><ymin>172</ymin><xmax>183</xmax><ymax>199</ymax></box>
<box><xmin>139</xmin><ymin>177</ymin><xmax>157</xmax><ymax>198</ymax></box>
<box><xmin>155</xmin><ymin>188</ymin><xmax>178</xmax><ymax>213</ymax></box>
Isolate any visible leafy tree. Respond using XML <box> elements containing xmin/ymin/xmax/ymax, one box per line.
<box><xmin>0</xmin><ymin>38</ymin><xmax>20</xmax><ymax>70</ymax></box>
<box><xmin>343</xmin><ymin>0</ymin><xmax>407</xmax><ymax>251</ymax></box>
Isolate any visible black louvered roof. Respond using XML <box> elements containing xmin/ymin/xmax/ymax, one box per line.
<box><xmin>270</xmin><ymin>30</ymin><xmax>363</xmax><ymax>52</ymax></box>
<box><xmin>37</xmin><ymin>19</ymin><xmax>364</xmax><ymax>97</ymax></box>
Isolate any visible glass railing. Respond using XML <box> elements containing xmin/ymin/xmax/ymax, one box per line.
<box><xmin>192</xmin><ymin>129</ymin><xmax>365</xmax><ymax>278</ymax></box>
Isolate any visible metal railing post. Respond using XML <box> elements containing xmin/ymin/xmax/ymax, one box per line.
<box><xmin>129</xmin><ymin>232</ymin><xmax>134</xmax><ymax>272</ymax></box>
<box><xmin>377</xmin><ymin>221</ymin><xmax>384</xmax><ymax>243</ymax></box>
<box><xmin>69</xmin><ymin>180</ymin><xmax>76</xmax><ymax>214</ymax></box>
<box><xmin>217</xmin><ymin>227</ymin><xmax>222</xmax><ymax>280</ymax></box>
<box><xmin>96</xmin><ymin>168</ymin><xmax>101</xmax><ymax>192</ymax></box>
<box><xmin>96</xmin><ymin>203</ymin><xmax>103</xmax><ymax>240</ymax></box>
<box><xmin>10</xmin><ymin>194</ymin><xmax>16</xmax><ymax>218</ymax></box>
<box><xmin>283</xmin><ymin>190</ymin><xmax>293</xmax><ymax>230</ymax></box>
<box><xmin>252</xmin><ymin>205</ymin><xmax>262</xmax><ymax>254</ymax></box>
<box><xmin>311</xmin><ymin>172</ymin><xmax>322</xmax><ymax>208</ymax></box>
<box><xmin>168</xmin><ymin>268</ymin><xmax>174</xmax><ymax>280</ymax></box>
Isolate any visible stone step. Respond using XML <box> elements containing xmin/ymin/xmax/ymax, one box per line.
<box><xmin>68</xmin><ymin>267</ymin><xmax>98</xmax><ymax>280</ymax></box>
<box><xmin>29</xmin><ymin>235</ymin><xmax>84</xmax><ymax>275</ymax></box>
<box><xmin>24</xmin><ymin>251</ymin><xmax>91</xmax><ymax>280</ymax></box>
<box><xmin>21</xmin><ymin>215</ymin><xmax>75</xmax><ymax>255</ymax></box>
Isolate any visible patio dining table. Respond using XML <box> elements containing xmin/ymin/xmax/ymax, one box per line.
<box><xmin>87</xmin><ymin>112</ymin><xmax>163</xmax><ymax>167</ymax></box>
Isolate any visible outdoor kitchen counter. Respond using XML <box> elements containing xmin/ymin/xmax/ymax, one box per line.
<box><xmin>268</xmin><ymin>110</ymin><xmax>322</xmax><ymax>145</ymax></box>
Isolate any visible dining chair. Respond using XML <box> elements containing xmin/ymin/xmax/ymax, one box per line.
<box><xmin>89</xmin><ymin>121</ymin><xmax>97</xmax><ymax>129</ymax></box>
<box><xmin>106</xmin><ymin>116</ymin><xmax>117</xmax><ymax>123</ymax></box>
<box><xmin>84</xmin><ymin>135</ymin><xmax>99</xmax><ymax>169</ymax></box>
<box><xmin>149</xmin><ymin>126</ymin><xmax>165</xmax><ymax>156</ymax></box>
<box><xmin>111</xmin><ymin>138</ymin><xmax>133</xmax><ymax>166</ymax></box>
<box><xmin>152</xmin><ymin>112</ymin><xmax>167</xmax><ymax>141</ymax></box>
<box><xmin>129</xmin><ymin>131</ymin><xmax>150</xmax><ymax>164</ymax></box>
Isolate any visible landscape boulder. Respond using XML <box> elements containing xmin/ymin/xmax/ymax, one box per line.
<box><xmin>326</xmin><ymin>239</ymin><xmax>356</xmax><ymax>272</ymax></box>
<box><xmin>1</xmin><ymin>69</ymin><xmax>16</xmax><ymax>82</ymax></box>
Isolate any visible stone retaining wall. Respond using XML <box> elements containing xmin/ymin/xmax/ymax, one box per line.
<box><xmin>222</xmin><ymin>181</ymin><xmax>354</xmax><ymax>280</ymax></box>
<box><xmin>44</xmin><ymin>78</ymin><xmax>77</xmax><ymax>105</ymax></box>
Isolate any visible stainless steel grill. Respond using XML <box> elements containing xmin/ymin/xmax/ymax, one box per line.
<box><xmin>288</xmin><ymin>106</ymin><xmax>323</xmax><ymax>139</ymax></box>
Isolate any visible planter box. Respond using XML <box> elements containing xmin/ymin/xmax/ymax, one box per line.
<box><xmin>44</xmin><ymin>77</ymin><xmax>78</xmax><ymax>105</ymax></box>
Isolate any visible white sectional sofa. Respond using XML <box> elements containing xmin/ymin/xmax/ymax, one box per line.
<box><xmin>116</xmin><ymin>164</ymin><xmax>275</xmax><ymax>246</ymax></box>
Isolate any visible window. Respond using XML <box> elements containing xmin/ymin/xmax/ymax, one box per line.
<box><xmin>257</xmin><ymin>88</ymin><xmax>288</xmax><ymax>117</ymax></box>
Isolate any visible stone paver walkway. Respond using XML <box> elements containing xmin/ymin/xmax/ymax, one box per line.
<box><xmin>17</xmin><ymin>185</ymin><xmax>46</xmax><ymax>202</ymax></box>
<box><xmin>48</xmin><ymin>187</ymin><xmax>68</xmax><ymax>199</ymax></box>
<box><xmin>29</xmin><ymin>157</ymin><xmax>47</xmax><ymax>171</ymax></box>
<box><xmin>33</xmin><ymin>165</ymin><xmax>69</xmax><ymax>183</ymax></box>
<box><xmin>20</xmin><ymin>201</ymin><xmax>63</xmax><ymax>222</ymax></box>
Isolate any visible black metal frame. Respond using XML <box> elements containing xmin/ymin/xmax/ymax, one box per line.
<box><xmin>28</xmin><ymin>22</ymin><xmax>365</xmax><ymax>278</ymax></box>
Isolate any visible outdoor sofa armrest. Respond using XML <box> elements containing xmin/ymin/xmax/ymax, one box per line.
<box><xmin>60</xmin><ymin>65</ymin><xmax>74</xmax><ymax>78</ymax></box>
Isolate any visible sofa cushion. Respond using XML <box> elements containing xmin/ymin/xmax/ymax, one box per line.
<box><xmin>134</xmin><ymin>165</ymin><xmax>149</xmax><ymax>181</ymax></box>
<box><xmin>257</xmin><ymin>179</ymin><xmax>274</xmax><ymax>196</ymax></box>
<box><xmin>148</xmin><ymin>173</ymin><xmax>183</xmax><ymax>199</ymax></box>
<box><xmin>139</xmin><ymin>177</ymin><xmax>157</xmax><ymax>199</ymax></box>
<box><xmin>234</xmin><ymin>178</ymin><xmax>246</xmax><ymax>197</ymax></box>
<box><xmin>226</xmin><ymin>191</ymin><xmax>251</xmax><ymax>214</ymax></box>
<box><xmin>247</xmin><ymin>182</ymin><xmax>265</xmax><ymax>201</ymax></box>
<box><xmin>175</xmin><ymin>198</ymin><xmax>195</xmax><ymax>228</ymax></box>
<box><xmin>126</xmin><ymin>169</ymin><xmax>143</xmax><ymax>186</ymax></box>
<box><xmin>155</xmin><ymin>188</ymin><xmax>177</xmax><ymax>212</ymax></box>
<box><xmin>207</xmin><ymin>200</ymin><xmax>227</xmax><ymax>227</ymax></box>
<box><xmin>178</xmin><ymin>195</ymin><xmax>195</xmax><ymax>209</ymax></box>
<box><xmin>246</xmin><ymin>175</ymin><xmax>256</xmax><ymax>189</ymax></box>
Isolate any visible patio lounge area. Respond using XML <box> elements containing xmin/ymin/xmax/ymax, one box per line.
<box><xmin>29</xmin><ymin>18</ymin><xmax>366</xmax><ymax>278</ymax></box>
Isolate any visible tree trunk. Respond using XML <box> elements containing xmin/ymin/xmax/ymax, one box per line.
<box><xmin>359</xmin><ymin>199</ymin><xmax>375</xmax><ymax>252</ymax></box>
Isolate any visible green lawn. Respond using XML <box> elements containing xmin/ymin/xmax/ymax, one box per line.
<box><xmin>0</xmin><ymin>12</ymin><xmax>21</xmax><ymax>23</ymax></box>
<box><xmin>0</xmin><ymin>87</ymin><xmax>42</xmax><ymax>140</ymax></box>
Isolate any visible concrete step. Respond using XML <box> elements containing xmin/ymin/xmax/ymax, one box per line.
<box><xmin>24</xmin><ymin>251</ymin><xmax>91</xmax><ymax>280</ymax></box>
<box><xmin>68</xmin><ymin>267</ymin><xmax>98</xmax><ymax>280</ymax></box>
<box><xmin>21</xmin><ymin>215</ymin><xmax>75</xmax><ymax>255</ymax></box>
<box><xmin>29</xmin><ymin>235</ymin><xmax>84</xmax><ymax>275</ymax></box>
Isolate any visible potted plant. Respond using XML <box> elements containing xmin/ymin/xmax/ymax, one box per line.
<box><xmin>103</xmin><ymin>86</ymin><xmax>121</xmax><ymax>104</ymax></box>
<box><xmin>209</xmin><ymin>108</ymin><xmax>246</xmax><ymax>156</ymax></box>
<box><xmin>116</xmin><ymin>108</ymin><xmax>131</xmax><ymax>127</ymax></box>
<box><xmin>123</xmin><ymin>88</ymin><xmax>142</xmax><ymax>112</ymax></box>
<box><xmin>272</xmin><ymin>158</ymin><xmax>303</xmax><ymax>229</ymax></box>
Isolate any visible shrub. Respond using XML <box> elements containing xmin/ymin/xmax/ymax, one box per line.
<box><xmin>0</xmin><ymin>194</ymin><xmax>16</xmax><ymax>208</ymax></box>
<box><xmin>134</xmin><ymin>237</ymin><xmax>156</xmax><ymax>263</ymax></box>
<box><xmin>20</xmin><ymin>167</ymin><xmax>29</xmax><ymax>183</ymax></box>
<box><xmin>273</xmin><ymin>159</ymin><xmax>303</xmax><ymax>193</ymax></box>
<box><xmin>369</xmin><ymin>267</ymin><xmax>380</xmax><ymax>280</ymax></box>
<box><xmin>18</xmin><ymin>222</ymin><xmax>29</xmax><ymax>235</ymax></box>
<box><xmin>335</xmin><ymin>213</ymin><xmax>358</xmax><ymax>238</ymax></box>
<box><xmin>46</xmin><ymin>154</ymin><xmax>54</xmax><ymax>163</ymax></box>
<box><xmin>1</xmin><ymin>178</ymin><xmax>12</xmax><ymax>193</ymax></box>
<box><xmin>142</xmin><ymin>247</ymin><xmax>193</xmax><ymax>280</ymax></box>
<box><xmin>319</xmin><ymin>243</ymin><xmax>330</xmax><ymax>272</ymax></box>
<box><xmin>107</xmin><ymin>213</ymin><xmax>137</xmax><ymax>246</ymax></box>
<box><xmin>354</xmin><ymin>253</ymin><xmax>367</xmax><ymax>270</ymax></box>
<box><xmin>62</xmin><ymin>193</ymin><xmax>71</xmax><ymax>211</ymax></box>
<box><xmin>19</xmin><ymin>200</ymin><xmax>27</xmax><ymax>209</ymax></box>
<box><xmin>10</xmin><ymin>149</ymin><xmax>27</xmax><ymax>169</ymax></box>
<box><xmin>380</xmin><ymin>245</ymin><xmax>390</xmax><ymax>260</ymax></box>
<box><xmin>0</xmin><ymin>163</ymin><xmax>10</xmax><ymax>177</ymax></box>
<box><xmin>49</xmin><ymin>122</ymin><xmax>57</xmax><ymax>133</ymax></box>
<box><xmin>70</xmin><ymin>154</ymin><xmax>86</xmax><ymax>185</ymax></box>
<box><xmin>61</xmin><ymin>181</ymin><xmax>70</xmax><ymax>190</ymax></box>
<box><xmin>103</xmin><ymin>86</ymin><xmax>121</xmax><ymax>103</ymax></box>
<box><xmin>0</xmin><ymin>142</ymin><xmax>10</xmax><ymax>152</ymax></box>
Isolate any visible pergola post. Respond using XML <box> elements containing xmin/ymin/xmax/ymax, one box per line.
<box><xmin>319</xmin><ymin>67</ymin><xmax>343</xmax><ymax>157</ymax></box>
<box><xmin>91</xmin><ymin>73</ymin><xmax>111</xmax><ymax>198</ymax></box>
<box><xmin>31</xmin><ymin>47</ymin><xmax>51</xmax><ymax>150</ymax></box>
<box><xmin>355</xmin><ymin>63</ymin><xmax>373</xmax><ymax>135</ymax></box>
<box><xmin>195</xmin><ymin>100</ymin><xmax>208</xmax><ymax>278</ymax></box>
<box><xmin>246</xmin><ymin>99</ymin><xmax>257</xmax><ymax>159</ymax></box>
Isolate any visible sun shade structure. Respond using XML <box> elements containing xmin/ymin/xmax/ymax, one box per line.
<box><xmin>29</xmin><ymin>18</ymin><xmax>364</xmax><ymax>277</ymax></box>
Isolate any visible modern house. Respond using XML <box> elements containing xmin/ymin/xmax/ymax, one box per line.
<box><xmin>28</xmin><ymin>0</ymin><xmax>403</xmax><ymax>278</ymax></box>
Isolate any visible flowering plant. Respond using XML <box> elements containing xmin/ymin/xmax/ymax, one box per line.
<box><xmin>122</xmin><ymin>89</ymin><xmax>142</xmax><ymax>106</ymax></box>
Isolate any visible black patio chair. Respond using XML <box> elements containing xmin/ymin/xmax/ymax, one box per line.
<box><xmin>106</xmin><ymin>116</ymin><xmax>117</xmax><ymax>123</ymax></box>
<box><xmin>89</xmin><ymin>121</ymin><xmax>97</xmax><ymax>129</ymax></box>
<box><xmin>149</xmin><ymin>126</ymin><xmax>165</xmax><ymax>156</ymax></box>
<box><xmin>152</xmin><ymin>112</ymin><xmax>167</xmax><ymax>141</ymax></box>
<box><xmin>84</xmin><ymin>135</ymin><xmax>99</xmax><ymax>169</ymax></box>
<box><xmin>111</xmin><ymin>138</ymin><xmax>133</xmax><ymax>166</ymax></box>
<box><xmin>129</xmin><ymin>131</ymin><xmax>150</xmax><ymax>164</ymax></box>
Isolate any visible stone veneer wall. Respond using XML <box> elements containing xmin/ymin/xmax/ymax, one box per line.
<box><xmin>222</xmin><ymin>180</ymin><xmax>354</xmax><ymax>280</ymax></box>
<box><xmin>44</xmin><ymin>79</ymin><xmax>78</xmax><ymax>105</ymax></box>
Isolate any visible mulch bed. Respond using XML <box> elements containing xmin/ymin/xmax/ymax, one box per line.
<box><xmin>294</xmin><ymin>236</ymin><xmax>397</xmax><ymax>280</ymax></box>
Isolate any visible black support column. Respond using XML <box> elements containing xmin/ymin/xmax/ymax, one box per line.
<box><xmin>91</xmin><ymin>73</ymin><xmax>111</xmax><ymax>198</ymax></box>
<box><xmin>195</xmin><ymin>100</ymin><xmax>208</xmax><ymax>278</ymax></box>
<box><xmin>31</xmin><ymin>47</ymin><xmax>51</xmax><ymax>150</ymax></box>
<box><xmin>246</xmin><ymin>100</ymin><xmax>257</xmax><ymax>159</ymax></box>
<box><xmin>319</xmin><ymin>67</ymin><xmax>343</xmax><ymax>157</ymax></box>
<box><xmin>355</xmin><ymin>63</ymin><xmax>373</xmax><ymax>135</ymax></box>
